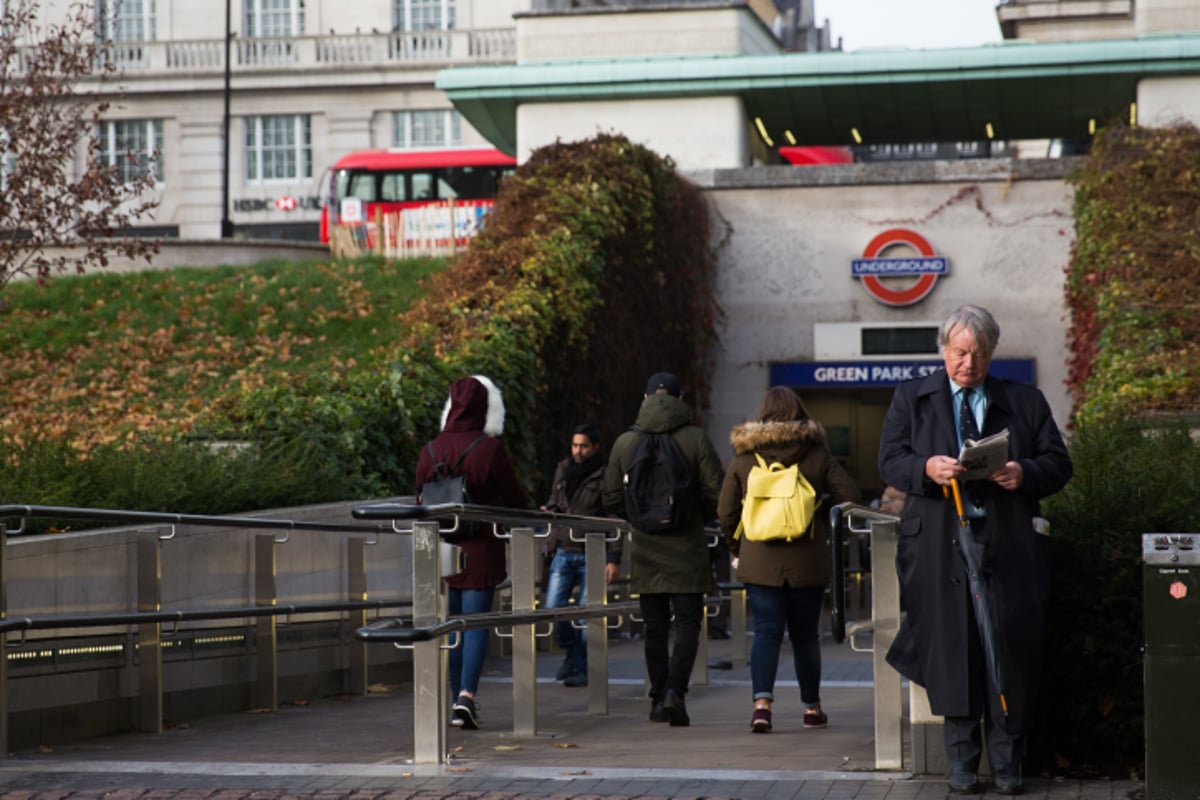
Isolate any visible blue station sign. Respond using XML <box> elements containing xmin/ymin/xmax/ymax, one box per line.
<box><xmin>770</xmin><ymin>359</ymin><xmax>1037</xmax><ymax>389</ymax></box>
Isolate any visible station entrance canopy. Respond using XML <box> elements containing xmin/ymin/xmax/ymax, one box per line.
<box><xmin>437</xmin><ymin>35</ymin><xmax>1200</xmax><ymax>156</ymax></box>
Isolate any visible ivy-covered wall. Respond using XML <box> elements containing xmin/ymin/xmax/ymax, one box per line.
<box><xmin>1065</xmin><ymin>122</ymin><xmax>1200</xmax><ymax>425</ymax></box>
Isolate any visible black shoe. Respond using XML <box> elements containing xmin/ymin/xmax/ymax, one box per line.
<box><xmin>993</xmin><ymin>765</ymin><xmax>1023</xmax><ymax>795</ymax></box>
<box><xmin>555</xmin><ymin>656</ymin><xmax>572</xmax><ymax>681</ymax></box>
<box><xmin>563</xmin><ymin>671</ymin><xmax>588</xmax><ymax>687</ymax></box>
<box><xmin>452</xmin><ymin>694</ymin><xmax>480</xmax><ymax>730</ymax></box>
<box><xmin>948</xmin><ymin>762</ymin><xmax>980</xmax><ymax>794</ymax></box>
<box><xmin>663</xmin><ymin>689</ymin><xmax>690</xmax><ymax>727</ymax></box>
<box><xmin>649</xmin><ymin>700</ymin><xmax>668</xmax><ymax>723</ymax></box>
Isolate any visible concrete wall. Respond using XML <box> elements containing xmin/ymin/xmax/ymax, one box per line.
<box><xmin>515</xmin><ymin>5</ymin><xmax>781</xmax><ymax>61</ymax></box>
<box><xmin>691</xmin><ymin>158</ymin><xmax>1079</xmax><ymax>467</ymax></box>
<box><xmin>517</xmin><ymin>96</ymin><xmax>751</xmax><ymax>169</ymax></box>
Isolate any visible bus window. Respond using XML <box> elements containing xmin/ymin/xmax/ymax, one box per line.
<box><xmin>442</xmin><ymin>166</ymin><xmax>495</xmax><ymax>199</ymax></box>
<box><xmin>343</xmin><ymin>171</ymin><xmax>378</xmax><ymax>202</ymax></box>
<box><xmin>412</xmin><ymin>171</ymin><xmax>434</xmax><ymax>200</ymax></box>
<box><xmin>380</xmin><ymin>173</ymin><xmax>407</xmax><ymax>202</ymax></box>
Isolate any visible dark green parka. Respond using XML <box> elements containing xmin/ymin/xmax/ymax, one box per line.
<box><xmin>602</xmin><ymin>394</ymin><xmax>724</xmax><ymax>594</ymax></box>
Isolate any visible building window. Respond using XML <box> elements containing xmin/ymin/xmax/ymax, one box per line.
<box><xmin>97</xmin><ymin>119</ymin><xmax>163</xmax><ymax>183</ymax></box>
<box><xmin>393</xmin><ymin>110</ymin><xmax>462</xmax><ymax>148</ymax></box>
<box><xmin>245</xmin><ymin>0</ymin><xmax>305</xmax><ymax>37</ymax></box>
<box><xmin>97</xmin><ymin>0</ymin><xmax>157</xmax><ymax>42</ymax></box>
<box><xmin>395</xmin><ymin>0</ymin><xmax>456</xmax><ymax>31</ymax></box>
<box><xmin>245</xmin><ymin>115</ymin><xmax>311</xmax><ymax>183</ymax></box>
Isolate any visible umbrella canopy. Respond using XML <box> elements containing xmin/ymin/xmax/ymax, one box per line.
<box><xmin>952</xmin><ymin>490</ymin><xmax>1009</xmax><ymax>718</ymax></box>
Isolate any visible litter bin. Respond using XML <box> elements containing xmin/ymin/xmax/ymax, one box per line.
<box><xmin>1142</xmin><ymin>533</ymin><xmax>1200</xmax><ymax>799</ymax></box>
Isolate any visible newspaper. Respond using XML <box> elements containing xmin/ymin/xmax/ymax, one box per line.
<box><xmin>958</xmin><ymin>428</ymin><xmax>1009</xmax><ymax>481</ymax></box>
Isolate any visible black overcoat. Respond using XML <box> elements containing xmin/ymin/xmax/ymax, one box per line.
<box><xmin>877</xmin><ymin>369</ymin><xmax>1072</xmax><ymax>732</ymax></box>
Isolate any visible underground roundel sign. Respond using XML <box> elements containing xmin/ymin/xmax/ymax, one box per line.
<box><xmin>851</xmin><ymin>228</ymin><xmax>948</xmax><ymax>307</ymax></box>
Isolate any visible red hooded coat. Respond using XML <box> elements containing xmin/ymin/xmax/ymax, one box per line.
<box><xmin>414</xmin><ymin>375</ymin><xmax>529</xmax><ymax>589</ymax></box>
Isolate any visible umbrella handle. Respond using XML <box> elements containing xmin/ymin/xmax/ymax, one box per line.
<box><xmin>943</xmin><ymin>479</ymin><xmax>968</xmax><ymax>527</ymax></box>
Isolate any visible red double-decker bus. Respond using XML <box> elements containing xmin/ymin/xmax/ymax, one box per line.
<box><xmin>319</xmin><ymin>147</ymin><xmax>517</xmax><ymax>244</ymax></box>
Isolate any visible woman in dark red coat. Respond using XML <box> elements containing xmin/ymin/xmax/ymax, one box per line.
<box><xmin>415</xmin><ymin>375</ymin><xmax>528</xmax><ymax>729</ymax></box>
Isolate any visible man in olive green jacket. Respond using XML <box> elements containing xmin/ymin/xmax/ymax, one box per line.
<box><xmin>603</xmin><ymin>372</ymin><xmax>724</xmax><ymax>727</ymax></box>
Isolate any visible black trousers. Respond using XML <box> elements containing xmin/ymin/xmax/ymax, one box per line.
<box><xmin>639</xmin><ymin>592</ymin><xmax>704</xmax><ymax>700</ymax></box>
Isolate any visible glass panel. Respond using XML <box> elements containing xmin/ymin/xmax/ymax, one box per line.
<box><xmin>396</xmin><ymin>0</ymin><xmax>454</xmax><ymax>31</ymax></box>
<box><xmin>100</xmin><ymin>0</ymin><xmax>155</xmax><ymax>42</ymax></box>
<box><xmin>245</xmin><ymin>115</ymin><xmax>311</xmax><ymax>183</ymax></box>
<box><xmin>100</xmin><ymin>119</ymin><xmax>162</xmax><ymax>183</ymax></box>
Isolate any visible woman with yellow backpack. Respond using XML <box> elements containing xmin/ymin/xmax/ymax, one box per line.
<box><xmin>717</xmin><ymin>386</ymin><xmax>860</xmax><ymax>734</ymax></box>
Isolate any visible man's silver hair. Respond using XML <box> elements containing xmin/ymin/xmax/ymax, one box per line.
<box><xmin>938</xmin><ymin>304</ymin><xmax>1000</xmax><ymax>358</ymax></box>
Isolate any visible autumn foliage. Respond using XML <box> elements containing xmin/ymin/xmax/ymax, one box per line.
<box><xmin>1065</xmin><ymin>122</ymin><xmax>1200</xmax><ymax>424</ymax></box>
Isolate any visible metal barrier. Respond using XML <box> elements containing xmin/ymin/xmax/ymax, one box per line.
<box><xmin>830</xmin><ymin>502</ymin><xmax>904</xmax><ymax>770</ymax></box>
<box><xmin>351</xmin><ymin>503</ymin><xmax>748</xmax><ymax>764</ymax></box>
<box><xmin>0</xmin><ymin>503</ymin><xmax>407</xmax><ymax>760</ymax></box>
<box><xmin>353</xmin><ymin>502</ymin><xmax>638</xmax><ymax>764</ymax></box>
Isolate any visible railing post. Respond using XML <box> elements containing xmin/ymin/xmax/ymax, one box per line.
<box><xmin>255</xmin><ymin>534</ymin><xmax>278</xmax><ymax>711</ymax></box>
<box><xmin>584</xmin><ymin>532</ymin><xmax>610</xmax><ymax>715</ymax></box>
<box><xmin>729</xmin><ymin>585</ymin><xmax>747</xmax><ymax>669</ymax></box>
<box><xmin>137</xmin><ymin>530</ymin><xmax>163</xmax><ymax>733</ymax></box>
<box><xmin>1</xmin><ymin>522</ymin><xmax>8</xmax><ymax>758</ymax></box>
<box><xmin>509</xmin><ymin>526</ymin><xmax>538</xmax><ymax>737</ymax></box>
<box><xmin>347</xmin><ymin>537</ymin><xmax>368</xmax><ymax>696</ymax></box>
<box><xmin>411</xmin><ymin>520</ymin><xmax>446</xmax><ymax>764</ymax></box>
<box><xmin>869</xmin><ymin>516</ymin><xmax>904</xmax><ymax>770</ymax></box>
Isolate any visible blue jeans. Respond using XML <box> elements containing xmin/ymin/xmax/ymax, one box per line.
<box><xmin>746</xmin><ymin>582</ymin><xmax>825</xmax><ymax>706</ymax></box>
<box><xmin>448</xmin><ymin>587</ymin><xmax>494</xmax><ymax>698</ymax></box>
<box><xmin>544</xmin><ymin>550</ymin><xmax>588</xmax><ymax>674</ymax></box>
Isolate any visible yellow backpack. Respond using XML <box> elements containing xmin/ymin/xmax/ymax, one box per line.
<box><xmin>736</xmin><ymin>453</ymin><xmax>819</xmax><ymax>542</ymax></box>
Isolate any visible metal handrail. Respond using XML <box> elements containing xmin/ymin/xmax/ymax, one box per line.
<box><xmin>0</xmin><ymin>504</ymin><xmax>392</xmax><ymax>536</ymax></box>
<box><xmin>1</xmin><ymin>599</ymin><xmax>411</xmax><ymax>638</ymax></box>
<box><xmin>830</xmin><ymin>502</ymin><xmax>898</xmax><ymax>644</ymax></box>
<box><xmin>356</xmin><ymin>600</ymin><xmax>641</xmax><ymax>644</ymax></box>
<box><xmin>352</xmin><ymin>502</ymin><xmax>630</xmax><ymax>535</ymax></box>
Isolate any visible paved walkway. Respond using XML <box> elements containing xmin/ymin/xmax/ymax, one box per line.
<box><xmin>0</xmin><ymin>634</ymin><xmax>1142</xmax><ymax>800</ymax></box>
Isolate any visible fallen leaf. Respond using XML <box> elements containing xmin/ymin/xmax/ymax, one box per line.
<box><xmin>401</xmin><ymin>772</ymin><xmax>413</xmax><ymax>778</ymax></box>
<box><xmin>446</xmin><ymin>767</ymin><xmax>470</xmax><ymax>773</ymax></box>
<box><xmin>561</xmin><ymin>770</ymin><xmax>592</xmax><ymax>776</ymax></box>
<box><xmin>245</xmin><ymin>708</ymin><xmax>273</xmax><ymax>714</ymax></box>
<box><xmin>37</xmin><ymin>745</ymin><xmax>53</xmax><ymax>754</ymax></box>
<box><xmin>551</xmin><ymin>742</ymin><xmax>580</xmax><ymax>749</ymax></box>
<box><xmin>293</xmin><ymin>699</ymin><xmax>310</xmax><ymax>707</ymax></box>
<box><xmin>494</xmin><ymin>745</ymin><xmax>521</xmax><ymax>751</ymax></box>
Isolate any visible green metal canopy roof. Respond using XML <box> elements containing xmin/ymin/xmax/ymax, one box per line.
<box><xmin>437</xmin><ymin>35</ymin><xmax>1200</xmax><ymax>156</ymax></box>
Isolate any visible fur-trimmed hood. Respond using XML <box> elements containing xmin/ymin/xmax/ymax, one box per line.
<box><xmin>440</xmin><ymin>374</ymin><xmax>506</xmax><ymax>437</ymax></box>
<box><xmin>729</xmin><ymin>419</ymin><xmax>826</xmax><ymax>455</ymax></box>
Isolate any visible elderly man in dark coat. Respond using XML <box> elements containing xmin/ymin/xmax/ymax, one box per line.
<box><xmin>878</xmin><ymin>305</ymin><xmax>1072</xmax><ymax>796</ymax></box>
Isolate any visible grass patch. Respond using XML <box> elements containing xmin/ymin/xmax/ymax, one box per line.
<box><xmin>0</xmin><ymin>255</ymin><xmax>445</xmax><ymax>449</ymax></box>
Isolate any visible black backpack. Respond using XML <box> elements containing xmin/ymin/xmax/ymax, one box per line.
<box><xmin>621</xmin><ymin>426</ymin><xmax>695</xmax><ymax>533</ymax></box>
<box><xmin>420</xmin><ymin>434</ymin><xmax>487</xmax><ymax>542</ymax></box>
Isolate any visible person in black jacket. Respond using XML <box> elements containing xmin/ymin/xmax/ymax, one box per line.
<box><xmin>540</xmin><ymin>422</ymin><xmax>621</xmax><ymax>687</ymax></box>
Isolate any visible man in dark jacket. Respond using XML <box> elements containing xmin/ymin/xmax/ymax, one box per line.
<box><xmin>541</xmin><ymin>422</ymin><xmax>621</xmax><ymax>687</ymax></box>
<box><xmin>878</xmin><ymin>306</ymin><xmax>1072</xmax><ymax>795</ymax></box>
<box><xmin>603</xmin><ymin>372</ymin><xmax>723</xmax><ymax>727</ymax></box>
<box><xmin>415</xmin><ymin>375</ymin><xmax>529</xmax><ymax>730</ymax></box>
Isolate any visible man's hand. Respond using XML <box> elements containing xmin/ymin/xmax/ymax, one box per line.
<box><xmin>605</xmin><ymin>562</ymin><xmax>620</xmax><ymax>585</ymax></box>
<box><xmin>989</xmin><ymin>461</ymin><xmax>1024</xmax><ymax>491</ymax></box>
<box><xmin>925</xmin><ymin>455</ymin><xmax>964</xmax><ymax>487</ymax></box>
